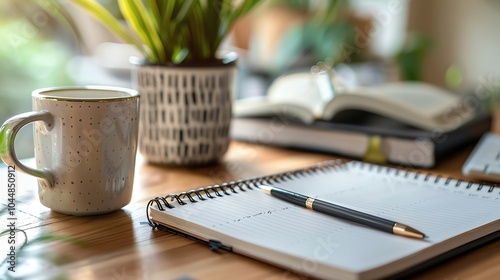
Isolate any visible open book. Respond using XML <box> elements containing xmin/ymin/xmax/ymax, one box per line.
<box><xmin>234</xmin><ymin>73</ymin><xmax>474</xmax><ymax>132</ymax></box>
<box><xmin>147</xmin><ymin>161</ymin><xmax>500</xmax><ymax>280</ymax></box>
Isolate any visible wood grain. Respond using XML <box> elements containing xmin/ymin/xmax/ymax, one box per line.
<box><xmin>0</xmin><ymin>141</ymin><xmax>498</xmax><ymax>279</ymax></box>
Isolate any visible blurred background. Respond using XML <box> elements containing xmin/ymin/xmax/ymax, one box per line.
<box><xmin>1</xmin><ymin>0</ymin><xmax>500</xmax><ymax>162</ymax></box>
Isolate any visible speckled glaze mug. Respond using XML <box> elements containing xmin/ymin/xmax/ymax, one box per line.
<box><xmin>0</xmin><ymin>86</ymin><xmax>140</xmax><ymax>215</ymax></box>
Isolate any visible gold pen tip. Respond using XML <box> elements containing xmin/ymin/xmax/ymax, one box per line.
<box><xmin>259</xmin><ymin>185</ymin><xmax>273</xmax><ymax>194</ymax></box>
<box><xmin>393</xmin><ymin>223</ymin><xmax>426</xmax><ymax>239</ymax></box>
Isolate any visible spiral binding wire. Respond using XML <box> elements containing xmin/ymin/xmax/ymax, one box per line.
<box><xmin>146</xmin><ymin>159</ymin><xmax>345</xmax><ymax>227</ymax></box>
<box><xmin>146</xmin><ymin>160</ymin><xmax>498</xmax><ymax>227</ymax></box>
<box><xmin>350</xmin><ymin>161</ymin><xmax>498</xmax><ymax>193</ymax></box>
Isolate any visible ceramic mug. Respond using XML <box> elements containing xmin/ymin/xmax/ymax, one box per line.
<box><xmin>0</xmin><ymin>86</ymin><xmax>140</xmax><ymax>215</ymax></box>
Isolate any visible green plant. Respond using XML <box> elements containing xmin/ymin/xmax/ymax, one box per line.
<box><xmin>272</xmin><ymin>0</ymin><xmax>353</xmax><ymax>70</ymax></box>
<box><xmin>0</xmin><ymin>206</ymin><xmax>83</xmax><ymax>280</ymax></box>
<box><xmin>71</xmin><ymin>0</ymin><xmax>263</xmax><ymax>64</ymax></box>
<box><xmin>0</xmin><ymin>1</ymin><xmax>78</xmax><ymax>162</ymax></box>
<box><xmin>394</xmin><ymin>33</ymin><xmax>433</xmax><ymax>81</ymax></box>
<box><xmin>5</xmin><ymin>0</ymin><xmax>85</xmax><ymax>49</ymax></box>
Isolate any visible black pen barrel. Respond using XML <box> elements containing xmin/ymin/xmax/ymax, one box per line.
<box><xmin>312</xmin><ymin>199</ymin><xmax>394</xmax><ymax>233</ymax></box>
<box><xmin>263</xmin><ymin>186</ymin><xmax>423</xmax><ymax>238</ymax></box>
<box><xmin>269</xmin><ymin>187</ymin><xmax>395</xmax><ymax>233</ymax></box>
<box><xmin>270</xmin><ymin>188</ymin><xmax>308</xmax><ymax>206</ymax></box>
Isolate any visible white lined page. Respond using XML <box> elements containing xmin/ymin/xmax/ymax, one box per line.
<box><xmin>150</xmin><ymin>162</ymin><xmax>500</xmax><ymax>277</ymax></box>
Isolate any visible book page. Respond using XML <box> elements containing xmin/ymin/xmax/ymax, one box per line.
<box><xmin>235</xmin><ymin>75</ymin><xmax>472</xmax><ymax>132</ymax></box>
<box><xmin>150</xmin><ymin>162</ymin><xmax>500</xmax><ymax>276</ymax></box>
<box><xmin>233</xmin><ymin>73</ymin><xmax>326</xmax><ymax>123</ymax></box>
<box><xmin>323</xmin><ymin>82</ymin><xmax>473</xmax><ymax>131</ymax></box>
<box><xmin>267</xmin><ymin>73</ymin><xmax>325</xmax><ymax>117</ymax></box>
<box><xmin>350</xmin><ymin>82</ymin><xmax>461</xmax><ymax>118</ymax></box>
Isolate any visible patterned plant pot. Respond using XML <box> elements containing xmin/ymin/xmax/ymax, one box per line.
<box><xmin>136</xmin><ymin>60</ymin><xmax>236</xmax><ymax>165</ymax></box>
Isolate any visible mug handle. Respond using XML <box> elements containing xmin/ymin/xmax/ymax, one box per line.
<box><xmin>0</xmin><ymin>110</ymin><xmax>55</xmax><ymax>188</ymax></box>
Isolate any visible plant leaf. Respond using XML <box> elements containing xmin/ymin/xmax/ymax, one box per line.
<box><xmin>72</xmin><ymin>0</ymin><xmax>265</xmax><ymax>63</ymax></box>
<box><xmin>70</xmin><ymin>0</ymin><xmax>145</xmax><ymax>56</ymax></box>
<box><xmin>18</xmin><ymin>232</ymin><xmax>84</xmax><ymax>255</ymax></box>
<box><xmin>35</xmin><ymin>0</ymin><xmax>86</xmax><ymax>52</ymax></box>
<box><xmin>176</xmin><ymin>0</ymin><xmax>194</xmax><ymax>22</ymax></box>
<box><xmin>146</xmin><ymin>0</ymin><xmax>161</xmax><ymax>29</ymax></box>
<box><xmin>118</xmin><ymin>0</ymin><xmax>166</xmax><ymax>62</ymax></box>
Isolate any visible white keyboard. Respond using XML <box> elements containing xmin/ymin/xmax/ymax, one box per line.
<box><xmin>462</xmin><ymin>133</ymin><xmax>500</xmax><ymax>182</ymax></box>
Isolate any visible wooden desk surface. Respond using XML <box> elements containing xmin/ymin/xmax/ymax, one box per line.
<box><xmin>0</xmin><ymin>142</ymin><xmax>498</xmax><ymax>279</ymax></box>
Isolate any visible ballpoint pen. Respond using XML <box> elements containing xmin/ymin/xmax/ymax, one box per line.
<box><xmin>259</xmin><ymin>185</ymin><xmax>426</xmax><ymax>239</ymax></box>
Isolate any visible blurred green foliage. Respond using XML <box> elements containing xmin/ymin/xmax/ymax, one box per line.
<box><xmin>272</xmin><ymin>0</ymin><xmax>354</xmax><ymax>71</ymax></box>
<box><xmin>445</xmin><ymin>64</ymin><xmax>464</xmax><ymax>89</ymax></box>
<box><xmin>0</xmin><ymin>206</ymin><xmax>84</xmax><ymax>280</ymax></box>
<box><xmin>394</xmin><ymin>33</ymin><xmax>433</xmax><ymax>81</ymax></box>
<box><xmin>0</xmin><ymin>1</ymin><xmax>77</xmax><ymax>161</ymax></box>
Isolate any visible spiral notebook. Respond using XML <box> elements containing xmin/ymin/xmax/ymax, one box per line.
<box><xmin>146</xmin><ymin>161</ymin><xmax>500</xmax><ymax>280</ymax></box>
